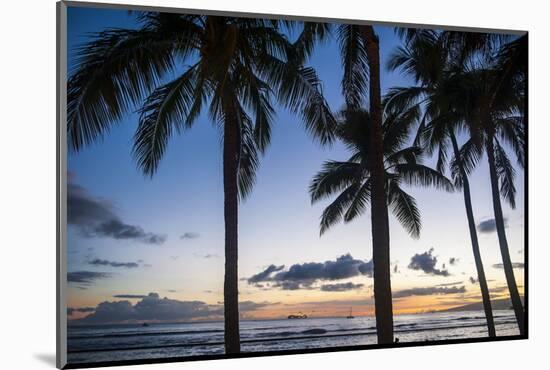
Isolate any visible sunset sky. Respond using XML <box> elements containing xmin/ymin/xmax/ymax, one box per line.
<box><xmin>66</xmin><ymin>6</ymin><xmax>525</xmax><ymax>324</ymax></box>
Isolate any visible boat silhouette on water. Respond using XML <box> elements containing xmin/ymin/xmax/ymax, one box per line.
<box><xmin>287</xmin><ymin>312</ymin><xmax>308</xmax><ymax>319</ymax></box>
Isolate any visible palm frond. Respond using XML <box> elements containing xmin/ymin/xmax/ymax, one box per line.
<box><xmin>393</xmin><ymin>163</ymin><xmax>454</xmax><ymax>192</ymax></box>
<box><xmin>133</xmin><ymin>66</ymin><xmax>199</xmax><ymax>176</ymax></box>
<box><xmin>319</xmin><ymin>183</ymin><xmax>360</xmax><ymax>235</ymax></box>
<box><xmin>337</xmin><ymin>24</ymin><xmax>369</xmax><ymax>107</ymax></box>
<box><xmin>236</xmin><ymin>109</ymin><xmax>260</xmax><ymax>200</ymax></box>
<box><xmin>495</xmin><ymin>115</ymin><xmax>525</xmax><ymax>169</ymax></box>
<box><xmin>343</xmin><ymin>180</ymin><xmax>371</xmax><ymax>222</ymax></box>
<box><xmin>263</xmin><ymin>58</ymin><xmax>337</xmax><ymax>145</ymax></box>
<box><xmin>309</xmin><ymin>160</ymin><xmax>362</xmax><ymax>203</ymax></box>
<box><xmin>67</xmin><ymin>26</ymin><xmax>191</xmax><ymax>151</ymax></box>
<box><xmin>494</xmin><ymin>138</ymin><xmax>517</xmax><ymax>208</ymax></box>
<box><xmin>388</xmin><ymin>180</ymin><xmax>421</xmax><ymax>238</ymax></box>
<box><xmin>454</xmin><ymin>137</ymin><xmax>484</xmax><ymax>176</ymax></box>
<box><xmin>293</xmin><ymin>22</ymin><xmax>332</xmax><ymax>63</ymax></box>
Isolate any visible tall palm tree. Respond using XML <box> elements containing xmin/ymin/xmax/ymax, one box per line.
<box><xmin>385</xmin><ymin>30</ymin><xmax>497</xmax><ymax>336</ymax></box>
<box><xmin>309</xmin><ymin>106</ymin><xmax>454</xmax><ymax>324</ymax></box>
<box><xmin>464</xmin><ymin>38</ymin><xmax>526</xmax><ymax>334</ymax></box>
<box><xmin>387</xmin><ymin>31</ymin><xmax>526</xmax><ymax>335</ymax></box>
<box><xmin>67</xmin><ymin>13</ymin><xmax>336</xmax><ymax>353</ymax></box>
<box><xmin>334</xmin><ymin>24</ymin><xmax>395</xmax><ymax>344</ymax></box>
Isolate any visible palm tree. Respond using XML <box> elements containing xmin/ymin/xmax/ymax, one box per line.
<box><xmin>67</xmin><ymin>13</ymin><xmax>336</xmax><ymax>353</ymax></box>
<box><xmin>334</xmin><ymin>24</ymin><xmax>396</xmax><ymax>344</ymax></box>
<box><xmin>385</xmin><ymin>30</ymin><xmax>497</xmax><ymax>336</ymax></box>
<box><xmin>387</xmin><ymin>31</ymin><xmax>526</xmax><ymax>335</ymax></box>
<box><xmin>309</xmin><ymin>106</ymin><xmax>454</xmax><ymax>326</ymax></box>
<box><xmin>466</xmin><ymin>38</ymin><xmax>526</xmax><ymax>334</ymax></box>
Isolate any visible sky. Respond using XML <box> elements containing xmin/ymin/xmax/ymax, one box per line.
<box><xmin>65</xmin><ymin>6</ymin><xmax>525</xmax><ymax>324</ymax></box>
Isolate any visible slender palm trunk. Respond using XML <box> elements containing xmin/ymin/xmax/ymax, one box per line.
<box><xmin>360</xmin><ymin>25</ymin><xmax>394</xmax><ymax>344</ymax></box>
<box><xmin>450</xmin><ymin>133</ymin><xmax>495</xmax><ymax>337</ymax></box>
<box><xmin>223</xmin><ymin>110</ymin><xmax>241</xmax><ymax>354</ymax></box>
<box><xmin>486</xmin><ymin>135</ymin><xmax>525</xmax><ymax>335</ymax></box>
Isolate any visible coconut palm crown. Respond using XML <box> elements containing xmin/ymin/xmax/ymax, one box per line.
<box><xmin>309</xmin><ymin>106</ymin><xmax>454</xmax><ymax>237</ymax></box>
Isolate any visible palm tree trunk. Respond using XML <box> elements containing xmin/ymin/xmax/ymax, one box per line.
<box><xmin>360</xmin><ymin>25</ymin><xmax>394</xmax><ymax>344</ymax></box>
<box><xmin>486</xmin><ymin>135</ymin><xmax>525</xmax><ymax>335</ymax></box>
<box><xmin>450</xmin><ymin>132</ymin><xmax>495</xmax><ymax>337</ymax></box>
<box><xmin>223</xmin><ymin>110</ymin><xmax>241</xmax><ymax>354</ymax></box>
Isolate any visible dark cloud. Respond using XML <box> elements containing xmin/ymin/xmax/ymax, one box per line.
<box><xmin>394</xmin><ymin>286</ymin><xmax>466</xmax><ymax>298</ymax></box>
<box><xmin>67</xmin><ymin>271</ymin><xmax>112</xmax><ymax>288</ymax></box>
<box><xmin>248</xmin><ymin>264</ymin><xmax>285</xmax><ymax>283</ymax></box>
<box><xmin>68</xmin><ymin>179</ymin><xmax>166</xmax><ymax>245</ymax></box>
<box><xmin>273</xmin><ymin>280</ymin><xmax>315</xmax><ymax>290</ymax></box>
<box><xmin>74</xmin><ymin>293</ymin><xmax>222</xmax><ymax>324</ymax></box>
<box><xmin>70</xmin><ymin>293</ymin><xmax>279</xmax><ymax>324</ymax></box>
<box><xmin>88</xmin><ymin>258</ymin><xmax>139</xmax><ymax>269</ymax></box>
<box><xmin>436</xmin><ymin>281</ymin><xmax>464</xmax><ymax>287</ymax></box>
<box><xmin>493</xmin><ymin>262</ymin><xmax>524</xmax><ymax>269</ymax></box>
<box><xmin>180</xmin><ymin>232</ymin><xmax>200</xmax><ymax>240</ymax></box>
<box><xmin>239</xmin><ymin>301</ymin><xmax>279</xmax><ymax>311</ymax></box>
<box><xmin>67</xmin><ymin>307</ymin><xmax>95</xmax><ymax>316</ymax></box>
<box><xmin>112</xmin><ymin>294</ymin><xmax>148</xmax><ymax>299</ymax></box>
<box><xmin>449</xmin><ymin>257</ymin><xmax>459</xmax><ymax>266</ymax></box>
<box><xmin>477</xmin><ymin>218</ymin><xmax>508</xmax><ymax>233</ymax></box>
<box><xmin>247</xmin><ymin>254</ymin><xmax>373</xmax><ymax>290</ymax></box>
<box><xmin>408</xmin><ymin>248</ymin><xmax>449</xmax><ymax>276</ymax></box>
<box><xmin>320</xmin><ymin>282</ymin><xmax>365</xmax><ymax>292</ymax></box>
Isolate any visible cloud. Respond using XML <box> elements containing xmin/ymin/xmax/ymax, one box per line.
<box><xmin>112</xmin><ymin>294</ymin><xmax>148</xmax><ymax>299</ymax></box>
<box><xmin>449</xmin><ymin>257</ymin><xmax>459</xmax><ymax>266</ymax></box>
<box><xmin>88</xmin><ymin>258</ymin><xmax>139</xmax><ymax>269</ymax></box>
<box><xmin>193</xmin><ymin>253</ymin><xmax>220</xmax><ymax>259</ymax></box>
<box><xmin>436</xmin><ymin>281</ymin><xmax>464</xmax><ymax>287</ymax></box>
<box><xmin>469</xmin><ymin>276</ymin><xmax>478</xmax><ymax>284</ymax></box>
<box><xmin>394</xmin><ymin>286</ymin><xmax>466</xmax><ymax>298</ymax></box>
<box><xmin>93</xmin><ymin>220</ymin><xmax>166</xmax><ymax>244</ymax></box>
<box><xmin>67</xmin><ymin>307</ymin><xmax>95</xmax><ymax>316</ymax></box>
<box><xmin>477</xmin><ymin>218</ymin><xmax>508</xmax><ymax>233</ymax></box>
<box><xmin>248</xmin><ymin>264</ymin><xmax>285</xmax><ymax>283</ymax></box>
<box><xmin>246</xmin><ymin>254</ymin><xmax>373</xmax><ymax>290</ymax></box>
<box><xmin>239</xmin><ymin>301</ymin><xmax>279</xmax><ymax>311</ymax></box>
<box><xmin>72</xmin><ymin>294</ymin><xmax>279</xmax><ymax>324</ymax></box>
<box><xmin>493</xmin><ymin>262</ymin><xmax>524</xmax><ymax>269</ymax></box>
<box><xmin>408</xmin><ymin>248</ymin><xmax>449</xmax><ymax>276</ymax></box>
<box><xmin>320</xmin><ymin>282</ymin><xmax>365</xmax><ymax>292</ymax></box>
<box><xmin>74</xmin><ymin>293</ymin><xmax>222</xmax><ymax>324</ymax></box>
<box><xmin>67</xmin><ymin>271</ymin><xmax>112</xmax><ymax>288</ymax></box>
<box><xmin>180</xmin><ymin>232</ymin><xmax>200</xmax><ymax>240</ymax></box>
<box><xmin>68</xmin><ymin>179</ymin><xmax>166</xmax><ymax>245</ymax></box>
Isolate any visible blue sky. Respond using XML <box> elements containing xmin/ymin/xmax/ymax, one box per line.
<box><xmin>66</xmin><ymin>6</ymin><xmax>524</xmax><ymax>322</ymax></box>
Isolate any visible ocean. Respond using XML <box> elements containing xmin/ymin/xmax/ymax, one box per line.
<box><xmin>67</xmin><ymin>310</ymin><xmax>520</xmax><ymax>365</ymax></box>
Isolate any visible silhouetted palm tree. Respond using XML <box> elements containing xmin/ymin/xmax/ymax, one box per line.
<box><xmin>387</xmin><ymin>31</ymin><xmax>526</xmax><ymax>335</ymax></box>
<box><xmin>309</xmin><ymin>106</ymin><xmax>454</xmax><ymax>313</ymax></box>
<box><xmin>335</xmin><ymin>24</ymin><xmax>396</xmax><ymax>344</ymax></box>
<box><xmin>386</xmin><ymin>29</ymin><xmax>497</xmax><ymax>336</ymax></box>
<box><xmin>463</xmin><ymin>37</ymin><xmax>526</xmax><ymax>334</ymax></box>
<box><xmin>67</xmin><ymin>13</ymin><xmax>336</xmax><ymax>353</ymax></box>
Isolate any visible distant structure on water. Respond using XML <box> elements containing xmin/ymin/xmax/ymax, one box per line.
<box><xmin>346</xmin><ymin>307</ymin><xmax>354</xmax><ymax>319</ymax></box>
<box><xmin>287</xmin><ymin>312</ymin><xmax>308</xmax><ymax>319</ymax></box>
